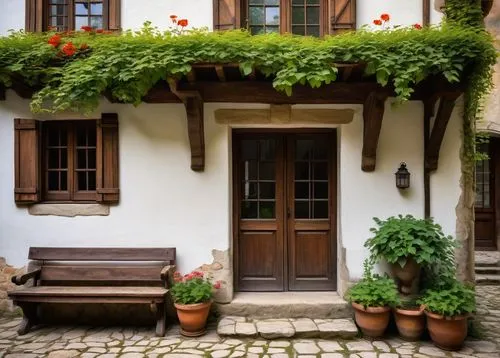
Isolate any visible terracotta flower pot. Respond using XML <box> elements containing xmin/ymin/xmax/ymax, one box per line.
<box><xmin>390</xmin><ymin>257</ymin><xmax>420</xmax><ymax>294</ymax></box>
<box><xmin>394</xmin><ymin>306</ymin><xmax>425</xmax><ymax>341</ymax></box>
<box><xmin>174</xmin><ymin>301</ymin><xmax>212</xmax><ymax>337</ymax></box>
<box><xmin>352</xmin><ymin>302</ymin><xmax>391</xmax><ymax>338</ymax></box>
<box><xmin>425</xmin><ymin>310</ymin><xmax>468</xmax><ymax>351</ymax></box>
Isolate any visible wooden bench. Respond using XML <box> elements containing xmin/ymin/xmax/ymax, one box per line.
<box><xmin>8</xmin><ymin>247</ymin><xmax>176</xmax><ymax>336</ymax></box>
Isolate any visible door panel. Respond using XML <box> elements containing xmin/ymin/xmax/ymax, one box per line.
<box><xmin>234</xmin><ymin>131</ymin><xmax>336</xmax><ymax>291</ymax></box>
<box><xmin>287</xmin><ymin>134</ymin><xmax>336</xmax><ymax>290</ymax></box>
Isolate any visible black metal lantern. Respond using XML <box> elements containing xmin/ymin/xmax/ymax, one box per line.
<box><xmin>395</xmin><ymin>162</ymin><xmax>410</xmax><ymax>189</ymax></box>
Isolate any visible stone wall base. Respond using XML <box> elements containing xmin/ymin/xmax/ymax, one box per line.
<box><xmin>0</xmin><ymin>257</ymin><xmax>25</xmax><ymax>315</ymax></box>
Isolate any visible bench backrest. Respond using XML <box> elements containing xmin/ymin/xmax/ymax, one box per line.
<box><xmin>29</xmin><ymin>247</ymin><xmax>176</xmax><ymax>287</ymax></box>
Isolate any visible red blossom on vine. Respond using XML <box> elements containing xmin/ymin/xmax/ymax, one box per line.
<box><xmin>48</xmin><ymin>34</ymin><xmax>61</xmax><ymax>47</ymax></box>
<box><xmin>380</xmin><ymin>13</ymin><xmax>390</xmax><ymax>22</ymax></box>
<box><xmin>413</xmin><ymin>23</ymin><xmax>422</xmax><ymax>29</ymax></box>
<box><xmin>61</xmin><ymin>42</ymin><xmax>77</xmax><ymax>56</ymax></box>
<box><xmin>373</xmin><ymin>19</ymin><xmax>382</xmax><ymax>26</ymax></box>
<box><xmin>178</xmin><ymin>19</ymin><xmax>188</xmax><ymax>27</ymax></box>
<box><xmin>170</xmin><ymin>14</ymin><xmax>178</xmax><ymax>24</ymax></box>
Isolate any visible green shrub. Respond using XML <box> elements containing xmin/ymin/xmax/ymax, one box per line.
<box><xmin>418</xmin><ymin>280</ymin><xmax>475</xmax><ymax>317</ymax></box>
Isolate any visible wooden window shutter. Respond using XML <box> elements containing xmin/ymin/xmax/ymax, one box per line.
<box><xmin>96</xmin><ymin>113</ymin><xmax>120</xmax><ymax>203</ymax></box>
<box><xmin>25</xmin><ymin>0</ymin><xmax>44</xmax><ymax>32</ymax></box>
<box><xmin>330</xmin><ymin>0</ymin><xmax>356</xmax><ymax>33</ymax></box>
<box><xmin>213</xmin><ymin>0</ymin><xmax>238</xmax><ymax>30</ymax></box>
<box><xmin>14</xmin><ymin>119</ymin><xmax>41</xmax><ymax>204</ymax></box>
<box><xmin>108</xmin><ymin>0</ymin><xmax>121</xmax><ymax>31</ymax></box>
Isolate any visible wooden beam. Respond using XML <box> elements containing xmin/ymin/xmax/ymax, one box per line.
<box><xmin>425</xmin><ymin>93</ymin><xmax>461</xmax><ymax>171</ymax></box>
<box><xmin>168</xmin><ymin>78</ymin><xmax>205</xmax><ymax>172</ymax></box>
<box><xmin>423</xmin><ymin>0</ymin><xmax>430</xmax><ymax>26</ymax></box>
<box><xmin>362</xmin><ymin>91</ymin><xmax>389</xmax><ymax>172</ymax></box>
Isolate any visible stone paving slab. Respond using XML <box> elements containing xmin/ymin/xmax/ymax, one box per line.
<box><xmin>217</xmin><ymin>317</ymin><xmax>358</xmax><ymax>339</ymax></box>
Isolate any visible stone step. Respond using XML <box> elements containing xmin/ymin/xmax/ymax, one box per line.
<box><xmin>475</xmin><ymin>266</ymin><xmax>500</xmax><ymax>275</ymax></box>
<box><xmin>216</xmin><ymin>316</ymin><xmax>358</xmax><ymax>339</ymax></box>
<box><xmin>216</xmin><ymin>292</ymin><xmax>351</xmax><ymax>319</ymax></box>
<box><xmin>476</xmin><ymin>274</ymin><xmax>500</xmax><ymax>285</ymax></box>
<box><xmin>475</xmin><ymin>251</ymin><xmax>500</xmax><ymax>267</ymax></box>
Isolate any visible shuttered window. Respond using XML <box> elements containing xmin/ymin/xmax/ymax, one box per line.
<box><xmin>25</xmin><ymin>0</ymin><xmax>121</xmax><ymax>32</ymax></box>
<box><xmin>14</xmin><ymin>114</ymin><xmax>120</xmax><ymax>204</ymax></box>
<box><xmin>213</xmin><ymin>0</ymin><xmax>355</xmax><ymax>35</ymax></box>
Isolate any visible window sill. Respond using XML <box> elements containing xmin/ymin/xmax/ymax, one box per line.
<box><xmin>28</xmin><ymin>203</ymin><xmax>109</xmax><ymax>217</ymax></box>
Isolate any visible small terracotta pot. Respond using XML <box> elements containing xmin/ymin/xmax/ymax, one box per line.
<box><xmin>174</xmin><ymin>301</ymin><xmax>212</xmax><ymax>337</ymax></box>
<box><xmin>394</xmin><ymin>306</ymin><xmax>425</xmax><ymax>341</ymax></box>
<box><xmin>425</xmin><ymin>310</ymin><xmax>468</xmax><ymax>351</ymax></box>
<box><xmin>390</xmin><ymin>257</ymin><xmax>420</xmax><ymax>295</ymax></box>
<box><xmin>352</xmin><ymin>302</ymin><xmax>391</xmax><ymax>338</ymax></box>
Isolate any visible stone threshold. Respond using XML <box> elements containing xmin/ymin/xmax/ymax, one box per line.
<box><xmin>216</xmin><ymin>291</ymin><xmax>351</xmax><ymax>319</ymax></box>
<box><xmin>217</xmin><ymin>316</ymin><xmax>358</xmax><ymax>339</ymax></box>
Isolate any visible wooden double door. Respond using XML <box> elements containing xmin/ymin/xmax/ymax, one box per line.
<box><xmin>233</xmin><ymin>131</ymin><xmax>337</xmax><ymax>291</ymax></box>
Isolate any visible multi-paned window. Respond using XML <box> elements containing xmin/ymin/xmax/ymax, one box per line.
<box><xmin>47</xmin><ymin>0</ymin><xmax>105</xmax><ymax>31</ymax></box>
<box><xmin>475</xmin><ymin>142</ymin><xmax>493</xmax><ymax>209</ymax></box>
<box><xmin>43</xmin><ymin>121</ymin><xmax>97</xmax><ymax>201</ymax></box>
<box><xmin>244</xmin><ymin>0</ymin><xmax>327</xmax><ymax>36</ymax></box>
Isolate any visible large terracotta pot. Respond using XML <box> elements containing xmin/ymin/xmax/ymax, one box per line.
<box><xmin>352</xmin><ymin>302</ymin><xmax>391</xmax><ymax>338</ymax></box>
<box><xmin>394</xmin><ymin>306</ymin><xmax>425</xmax><ymax>341</ymax></box>
<box><xmin>390</xmin><ymin>257</ymin><xmax>420</xmax><ymax>294</ymax></box>
<box><xmin>425</xmin><ymin>310</ymin><xmax>468</xmax><ymax>350</ymax></box>
<box><xmin>174</xmin><ymin>301</ymin><xmax>212</xmax><ymax>337</ymax></box>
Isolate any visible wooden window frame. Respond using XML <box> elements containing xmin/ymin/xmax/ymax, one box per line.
<box><xmin>44</xmin><ymin>0</ymin><xmax>109</xmax><ymax>32</ymax></box>
<box><xmin>42</xmin><ymin>120</ymin><xmax>97</xmax><ymax>202</ymax></box>
<box><xmin>241</xmin><ymin>0</ymin><xmax>328</xmax><ymax>36</ymax></box>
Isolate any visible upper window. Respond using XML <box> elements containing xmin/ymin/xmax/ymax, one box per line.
<box><xmin>245</xmin><ymin>0</ymin><xmax>326</xmax><ymax>36</ymax></box>
<box><xmin>43</xmin><ymin>120</ymin><xmax>97</xmax><ymax>201</ymax></box>
<box><xmin>475</xmin><ymin>142</ymin><xmax>493</xmax><ymax>209</ymax></box>
<box><xmin>47</xmin><ymin>0</ymin><xmax>106</xmax><ymax>32</ymax></box>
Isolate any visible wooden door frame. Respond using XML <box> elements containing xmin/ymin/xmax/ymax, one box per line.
<box><xmin>232</xmin><ymin>128</ymin><xmax>338</xmax><ymax>292</ymax></box>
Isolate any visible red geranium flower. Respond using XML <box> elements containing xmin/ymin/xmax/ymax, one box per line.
<box><xmin>81</xmin><ymin>25</ymin><xmax>92</xmax><ymax>32</ymax></box>
<box><xmin>373</xmin><ymin>19</ymin><xmax>382</xmax><ymax>26</ymax></box>
<box><xmin>178</xmin><ymin>19</ymin><xmax>188</xmax><ymax>27</ymax></box>
<box><xmin>413</xmin><ymin>23</ymin><xmax>422</xmax><ymax>29</ymax></box>
<box><xmin>61</xmin><ymin>42</ymin><xmax>77</xmax><ymax>56</ymax></box>
<box><xmin>48</xmin><ymin>34</ymin><xmax>61</xmax><ymax>47</ymax></box>
<box><xmin>380</xmin><ymin>13</ymin><xmax>390</xmax><ymax>22</ymax></box>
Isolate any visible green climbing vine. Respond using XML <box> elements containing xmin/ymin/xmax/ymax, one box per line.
<box><xmin>0</xmin><ymin>3</ymin><xmax>496</xmax><ymax>120</ymax></box>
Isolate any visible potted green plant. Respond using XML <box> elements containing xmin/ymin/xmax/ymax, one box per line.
<box><xmin>365</xmin><ymin>215</ymin><xmax>456</xmax><ymax>294</ymax></box>
<box><xmin>393</xmin><ymin>298</ymin><xmax>425</xmax><ymax>341</ymax></box>
<box><xmin>418</xmin><ymin>280</ymin><xmax>475</xmax><ymax>350</ymax></box>
<box><xmin>346</xmin><ymin>263</ymin><xmax>400</xmax><ymax>338</ymax></box>
<box><xmin>171</xmin><ymin>270</ymin><xmax>221</xmax><ymax>337</ymax></box>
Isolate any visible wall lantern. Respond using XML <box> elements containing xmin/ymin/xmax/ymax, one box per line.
<box><xmin>395</xmin><ymin>162</ymin><xmax>410</xmax><ymax>189</ymax></box>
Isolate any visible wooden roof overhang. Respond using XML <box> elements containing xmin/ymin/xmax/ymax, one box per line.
<box><xmin>1</xmin><ymin>62</ymin><xmax>465</xmax><ymax>173</ymax></box>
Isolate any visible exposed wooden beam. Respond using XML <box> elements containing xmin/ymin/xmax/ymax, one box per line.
<box><xmin>362</xmin><ymin>91</ymin><xmax>389</xmax><ymax>172</ymax></box>
<box><xmin>423</xmin><ymin>0</ymin><xmax>430</xmax><ymax>26</ymax></box>
<box><xmin>215</xmin><ymin>65</ymin><xmax>226</xmax><ymax>82</ymax></box>
<box><xmin>425</xmin><ymin>93</ymin><xmax>461</xmax><ymax>171</ymax></box>
<box><xmin>168</xmin><ymin>78</ymin><xmax>205</xmax><ymax>171</ymax></box>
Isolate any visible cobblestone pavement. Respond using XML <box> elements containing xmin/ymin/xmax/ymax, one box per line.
<box><xmin>0</xmin><ymin>286</ymin><xmax>498</xmax><ymax>358</ymax></box>
<box><xmin>0</xmin><ymin>315</ymin><xmax>497</xmax><ymax>358</ymax></box>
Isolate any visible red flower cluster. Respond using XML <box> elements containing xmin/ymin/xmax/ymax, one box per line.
<box><xmin>81</xmin><ymin>25</ymin><xmax>92</xmax><ymax>32</ymax></box>
<box><xmin>413</xmin><ymin>23</ymin><xmax>422</xmax><ymax>29</ymax></box>
<box><xmin>173</xmin><ymin>270</ymin><xmax>205</xmax><ymax>283</ymax></box>
<box><xmin>62</xmin><ymin>42</ymin><xmax>77</xmax><ymax>56</ymax></box>
<box><xmin>48</xmin><ymin>34</ymin><xmax>61</xmax><ymax>47</ymax></box>
<box><xmin>178</xmin><ymin>19</ymin><xmax>188</xmax><ymax>27</ymax></box>
<box><xmin>373</xmin><ymin>13</ymin><xmax>390</xmax><ymax>26</ymax></box>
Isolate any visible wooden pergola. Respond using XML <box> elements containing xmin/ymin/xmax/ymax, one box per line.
<box><xmin>1</xmin><ymin>62</ymin><xmax>464</xmax><ymax>181</ymax></box>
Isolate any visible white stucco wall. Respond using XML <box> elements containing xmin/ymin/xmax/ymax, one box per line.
<box><xmin>0</xmin><ymin>0</ymin><xmax>444</xmax><ymax>35</ymax></box>
<box><xmin>0</xmin><ymin>93</ymin><xmax>463</xmax><ymax>287</ymax></box>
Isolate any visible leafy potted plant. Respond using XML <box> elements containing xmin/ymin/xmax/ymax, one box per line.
<box><xmin>346</xmin><ymin>262</ymin><xmax>400</xmax><ymax>337</ymax></box>
<box><xmin>171</xmin><ymin>270</ymin><xmax>221</xmax><ymax>337</ymax></box>
<box><xmin>418</xmin><ymin>280</ymin><xmax>475</xmax><ymax>350</ymax></box>
<box><xmin>393</xmin><ymin>298</ymin><xmax>425</xmax><ymax>341</ymax></box>
<box><xmin>365</xmin><ymin>215</ymin><xmax>456</xmax><ymax>294</ymax></box>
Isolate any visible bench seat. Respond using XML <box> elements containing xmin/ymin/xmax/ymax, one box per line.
<box><xmin>8</xmin><ymin>247</ymin><xmax>176</xmax><ymax>337</ymax></box>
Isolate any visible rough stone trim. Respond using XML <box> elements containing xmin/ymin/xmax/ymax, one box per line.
<box><xmin>28</xmin><ymin>203</ymin><xmax>110</xmax><ymax>217</ymax></box>
<box><xmin>196</xmin><ymin>249</ymin><xmax>232</xmax><ymax>304</ymax></box>
<box><xmin>215</xmin><ymin>106</ymin><xmax>354</xmax><ymax>125</ymax></box>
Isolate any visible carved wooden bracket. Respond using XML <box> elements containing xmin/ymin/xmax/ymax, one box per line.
<box><xmin>362</xmin><ymin>91</ymin><xmax>389</xmax><ymax>172</ymax></box>
<box><xmin>425</xmin><ymin>93</ymin><xmax>461</xmax><ymax>171</ymax></box>
<box><xmin>168</xmin><ymin>79</ymin><xmax>205</xmax><ymax>172</ymax></box>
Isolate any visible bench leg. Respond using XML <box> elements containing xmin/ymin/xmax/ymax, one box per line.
<box><xmin>16</xmin><ymin>302</ymin><xmax>38</xmax><ymax>335</ymax></box>
<box><xmin>155</xmin><ymin>303</ymin><xmax>167</xmax><ymax>337</ymax></box>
